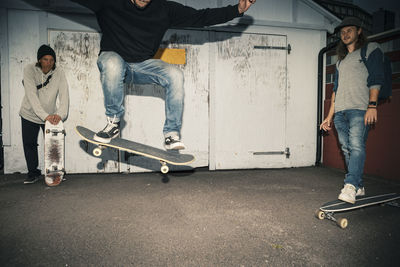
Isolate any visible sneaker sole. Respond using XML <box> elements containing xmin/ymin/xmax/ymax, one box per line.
<box><xmin>338</xmin><ymin>195</ymin><xmax>356</xmax><ymax>204</ymax></box>
<box><xmin>165</xmin><ymin>145</ymin><xmax>186</xmax><ymax>150</ymax></box>
<box><xmin>24</xmin><ymin>178</ymin><xmax>38</xmax><ymax>184</ymax></box>
<box><xmin>93</xmin><ymin>134</ymin><xmax>119</xmax><ymax>144</ymax></box>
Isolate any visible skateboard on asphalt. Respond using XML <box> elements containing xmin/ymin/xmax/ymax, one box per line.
<box><xmin>44</xmin><ymin>120</ymin><xmax>66</xmax><ymax>186</ymax></box>
<box><xmin>315</xmin><ymin>193</ymin><xmax>400</xmax><ymax>229</ymax></box>
<box><xmin>75</xmin><ymin>126</ymin><xmax>195</xmax><ymax>174</ymax></box>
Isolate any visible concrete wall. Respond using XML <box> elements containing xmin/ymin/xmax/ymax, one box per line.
<box><xmin>0</xmin><ymin>0</ymin><xmax>337</xmax><ymax>174</ymax></box>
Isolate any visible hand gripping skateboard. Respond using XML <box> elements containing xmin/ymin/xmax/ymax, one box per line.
<box><xmin>315</xmin><ymin>193</ymin><xmax>400</xmax><ymax>229</ymax></box>
<box><xmin>44</xmin><ymin>120</ymin><xmax>66</xmax><ymax>186</ymax></box>
<box><xmin>75</xmin><ymin>126</ymin><xmax>195</xmax><ymax>174</ymax></box>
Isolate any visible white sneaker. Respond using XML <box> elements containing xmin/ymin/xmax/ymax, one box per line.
<box><xmin>356</xmin><ymin>187</ymin><xmax>365</xmax><ymax>197</ymax></box>
<box><xmin>164</xmin><ymin>133</ymin><xmax>185</xmax><ymax>150</ymax></box>
<box><xmin>338</xmin><ymin>184</ymin><xmax>356</xmax><ymax>204</ymax></box>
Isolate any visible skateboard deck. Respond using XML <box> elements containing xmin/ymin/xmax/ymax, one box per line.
<box><xmin>44</xmin><ymin>120</ymin><xmax>65</xmax><ymax>186</ymax></box>
<box><xmin>315</xmin><ymin>193</ymin><xmax>400</xmax><ymax>228</ymax></box>
<box><xmin>75</xmin><ymin>126</ymin><xmax>195</xmax><ymax>173</ymax></box>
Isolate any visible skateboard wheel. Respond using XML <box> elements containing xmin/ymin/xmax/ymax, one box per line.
<box><xmin>337</xmin><ymin>217</ymin><xmax>348</xmax><ymax>229</ymax></box>
<box><xmin>315</xmin><ymin>210</ymin><xmax>325</xmax><ymax>220</ymax></box>
<box><xmin>93</xmin><ymin>147</ymin><xmax>102</xmax><ymax>157</ymax></box>
<box><xmin>161</xmin><ymin>165</ymin><xmax>169</xmax><ymax>174</ymax></box>
<box><xmin>46</xmin><ymin>129</ymin><xmax>50</xmax><ymax>134</ymax></box>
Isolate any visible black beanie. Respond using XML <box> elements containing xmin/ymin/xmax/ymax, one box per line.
<box><xmin>37</xmin><ymin>44</ymin><xmax>56</xmax><ymax>62</ymax></box>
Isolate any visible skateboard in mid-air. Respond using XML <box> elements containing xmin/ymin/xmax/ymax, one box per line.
<box><xmin>44</xmin><ymin>120</ymin><xmax>66</xmax><ymax>186</ymax></box>
<box><xmin>75</xmin><ymin>126</ymin><xmax>195</xmax><ymax>174</ymax></box>
<box><xmin>315</xmin><ymin>193</ymin><xmax>400</xmax><ymax>229</ymax></box>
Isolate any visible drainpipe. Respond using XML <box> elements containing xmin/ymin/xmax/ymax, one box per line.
<box><xmin>316</xmin><ymin>41</ymin><xmax>338</xmax><ymax>166</ymax></box>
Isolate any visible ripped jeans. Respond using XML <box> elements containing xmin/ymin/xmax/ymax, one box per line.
<box><xmin>334</xmin><ymin>109</ymin><xmax>369</xmax><ymax>190</ymax></box>
<box><xmin>97</xmin><ymin>51</ymin><xmax>184</xmax><ymax>135</ymax></box>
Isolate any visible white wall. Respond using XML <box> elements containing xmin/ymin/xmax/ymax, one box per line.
<box><xmin>1</xmin><ymin>0</ymin><xmax>336</xmax><ymax>174</ymax></box>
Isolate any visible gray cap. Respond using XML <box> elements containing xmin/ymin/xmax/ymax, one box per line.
<box><xmin>334</xmin><ymin>17</ymin><xmax>362</xmax><ymax>32</ymax></box>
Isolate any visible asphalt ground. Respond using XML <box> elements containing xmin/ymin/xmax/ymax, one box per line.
<box><xmin>1</xmin><ymin>166</ymin><xmax>399</xmax><ymax>266</ymax></box>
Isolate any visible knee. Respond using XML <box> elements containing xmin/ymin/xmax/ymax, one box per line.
<box><xmin>97</xmin><ymin>52</ymin><xmax>125</xmax><ymax>80</ymax></box>
<box><xmin>165</xmin><ymin>65</ymin><xmax>184</xmax><ymax>89</ymax></box>
<box><xmin>349</xmin><ymin>141</ymin><xmax>365</xmax><ymax>154</ymax></box>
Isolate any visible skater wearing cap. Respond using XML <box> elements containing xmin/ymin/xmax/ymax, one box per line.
<box><xmin>320</xmin><ymin>17</ymin><xmax>386</xmax><ymax>203</ymax></box>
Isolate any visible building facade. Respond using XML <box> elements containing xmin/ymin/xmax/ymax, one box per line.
<box><xmin>315</xmin><ymin>0</ymin><xmax>372</xmax><ymax>34</ymax></box>
<box><xmin>373</xmin><ymin>8</ymin><xmax>396</xmax><ymax>34</ymax></box>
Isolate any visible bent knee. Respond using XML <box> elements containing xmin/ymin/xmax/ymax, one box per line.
<box><xmin>98</xmin><ymin>52</ymin><xmax>125</xmax><ymax>77</ymax></box>
<box><xmin>165</xmin><ymin>65</ymin><xmax>184</xmax><ymax>87</ymax></box>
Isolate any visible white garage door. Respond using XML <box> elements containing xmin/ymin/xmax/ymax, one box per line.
<box><xmin>212</xmin><ymin>32</ymin><xmax>289</xmax><ymax>169</ymax></box>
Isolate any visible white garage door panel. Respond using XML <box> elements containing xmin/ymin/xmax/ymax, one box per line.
<box><xmin>214</xmin><ymin>33</ymin><xmax>288</xmax><ymax>169</ymax></box>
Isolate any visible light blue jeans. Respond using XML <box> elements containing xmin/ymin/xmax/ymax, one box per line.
<box><xmin>97</xmin><ymin>51</ymin><xmax>184</xmax><ymax>135</ymax></box>
<box><xmin>334</xmin><ymin>109</ymin><xmax>369</xmax><ymax>190</ymax></box>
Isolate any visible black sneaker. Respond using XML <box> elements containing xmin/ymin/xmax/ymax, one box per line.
<box><xmin>164</xmin><ymin>134</ymin><xmax>186</xmax><ymax>150</ymax></box>
<box><xmin>24</xmin><ymin>176</ymin><xmax>39</xmax><ymax>184</ymax></box>
<box><xmin>94</xmin><ymin>118</ymin><xmax>120</xmax><ymax>143</ymax></box>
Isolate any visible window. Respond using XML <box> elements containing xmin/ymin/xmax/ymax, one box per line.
<box><xmin>393</xmin><ymin>38</ymin><xmax>400</xmax><ymax>50</ymax></box>
<box><xmin>380</xmin><ymin>38</ymin><xmax>400</xmax><ymax>53</ymax></box>
<box><xmin>326</xmin><ymin>73</ymin><xmax>335</xmax><ymax>84</ymax></box>
<box><xmin>326</xmin><ymin>54</ymin><xmax>338</xmax><ymax>65</ymax></box>
<box><xmin>380</xmin><ymin>40</ymin><xmax>392</xmax><ymax>53</ymax></box>
<box><xmin>392</xmin><ymin>61</ymin><xmax>400</xmax><ymax>74</ymax></box>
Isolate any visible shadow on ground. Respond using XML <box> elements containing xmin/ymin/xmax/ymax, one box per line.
<box><xmin>1</xmin><ymin>166</ymin><xmax>399</xmax><ymax>266</ymax></box>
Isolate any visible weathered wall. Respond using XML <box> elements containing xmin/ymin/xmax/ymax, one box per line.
<box><xmin>1</xmin><ymin>0</ymin><xmax>337</xmax><ymax>174</ymax></box>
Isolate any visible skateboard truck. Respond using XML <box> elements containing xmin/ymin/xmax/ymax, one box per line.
<box><xmin>315</xmin><ymin>210</ymin><xmax>348</xmax><ymax>229</ymax></box>
<box><xmin>46</xmin><ymin>128</ymin><xmax>66</xmax><ymax>135</ymax></box>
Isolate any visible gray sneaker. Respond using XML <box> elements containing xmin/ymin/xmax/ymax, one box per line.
<box><xmin>338</xmin><ymin>184</ymin><xmax>356</xmax><ymax>204</ymax></box>
<box><xmin>24</xmin><ymin>176</ymin><xmax>39</xmax><ymax>184</ymax></box>
<box><xmin>94</xmin><ymin>117</ymin><xmax>120</xmax><ymax>143</ymax></box>
<box><xmin>356</xmin><ymin>187</ymin><xmax>365</xmax><ymax>197</ymax></box>
<box><xmin>164</xmin><ymin>133</ymin><xmax>186</xmax><ymax>150</ymax></box>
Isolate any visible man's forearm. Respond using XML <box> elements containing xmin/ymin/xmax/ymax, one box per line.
<box><xmin>369</xmin><ymin>88</ymin><xmax>379</xmax><ymax>102</ymax></box>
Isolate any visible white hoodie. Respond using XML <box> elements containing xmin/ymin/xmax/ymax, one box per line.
<box><xmin>19</xmin><ymin>63</ymin><xmax>69</xmax><ymax>124</ymax></box>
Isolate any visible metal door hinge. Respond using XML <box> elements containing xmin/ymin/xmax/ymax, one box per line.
<box><xmin>253</xmin><ymin>147</ymin><xmax>290</xmax><ymax>158</ymax></box>
<box><xmin>254</xmin><ymin>44</ymin><xmax>291</xmax><ymax>54</ymax></box>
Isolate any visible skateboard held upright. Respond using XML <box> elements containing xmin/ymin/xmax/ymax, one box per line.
<box><xmin>44</xmin><ymin>120</ymin><xmax>66</xmax><ymax>186</ymax></box>
<box><xmin>75</xmin><ymin>126</ymin><xmax>194</xmax><ymax>174</ymax></box>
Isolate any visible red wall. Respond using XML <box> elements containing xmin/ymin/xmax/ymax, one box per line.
<box><xmin>322</xmin><ymin>82</ymin><xmax>400</xmax><ymax>180</ymax></box>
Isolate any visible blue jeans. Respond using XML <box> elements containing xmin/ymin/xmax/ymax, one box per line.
<box><xmin>97</xmin><ymin>51</ymin><xmax>184</xmax><ymax>135</ymax></box>
<box><xmin>334</xmin><ymin>109</ymin><xmax>369</xmax><ymax>190</ymax></box>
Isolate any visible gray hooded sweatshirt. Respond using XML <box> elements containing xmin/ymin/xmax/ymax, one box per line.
<box><xmin>20</xmin><ymin>63</ymin><xmax>69</xmax><ymax>124</ymax></box>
